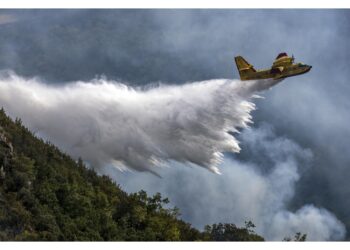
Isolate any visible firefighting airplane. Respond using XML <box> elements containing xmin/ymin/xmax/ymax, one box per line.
<box><xmin>234</xmin><ymin>52</ymin><xmax>312</xmax><ymax>81</ymax></box>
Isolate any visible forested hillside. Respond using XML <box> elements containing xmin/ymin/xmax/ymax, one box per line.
<box><xmin>0</xmin><ymin>108</ymin><xmax>263</xmax><ymax>241</ymax></box>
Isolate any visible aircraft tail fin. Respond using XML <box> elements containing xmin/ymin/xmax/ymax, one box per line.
<box><xmin>234</xmin><ymin>56</ymin><xmax>256</xmax><ymax>80</ymax></box>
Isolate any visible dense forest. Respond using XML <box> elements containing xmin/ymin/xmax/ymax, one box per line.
<box><xmin>0</xmin><ymin>108</ymin><xmax>264</xmax><ymax>241</ymax></box>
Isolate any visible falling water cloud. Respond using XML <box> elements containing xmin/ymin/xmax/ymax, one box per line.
<box><xmin>0</xmin><ymin>71</ymin><xmax>278</xmax><ymax>174</ymax></box>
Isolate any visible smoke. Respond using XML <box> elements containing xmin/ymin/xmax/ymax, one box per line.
<box><xmin>0</xmin><ymin>71</ymin><xmax>278</xmax><ymax>174</ymax></box>
<box><xmin>112</xmin><ymin>124</ymin><xmax>346</xmax><ymax>240</ymax></box>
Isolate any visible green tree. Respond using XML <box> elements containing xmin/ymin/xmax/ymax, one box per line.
<box><xmin>0</xmin><ymin>108</ymin><xmax>266</xmax><ymax>241</ymax></box>
<box><xmin>283</xmin><ymin>232</ymin><xmax>307</xmax><ymax>241</ymax></box>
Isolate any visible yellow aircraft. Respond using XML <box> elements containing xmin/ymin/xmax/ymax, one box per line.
<box><xmin>235</xmin><ymin>52</ymin><xmax>312</xmax><ymax>81</ymax></box>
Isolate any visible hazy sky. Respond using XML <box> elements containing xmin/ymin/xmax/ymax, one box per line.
<box><xmin>0</xmin><ymin>9</ymin><xmax>349</xmax><ymax>240</ymax></box>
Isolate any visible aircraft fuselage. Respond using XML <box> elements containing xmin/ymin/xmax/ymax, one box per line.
<box><xmin>240</xmin><ymin>63</ymin><xmax>312</xmax><ymax>81</ymax></box>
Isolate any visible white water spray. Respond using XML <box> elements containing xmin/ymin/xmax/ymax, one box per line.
<box><xmin>0</xmin><ymin>71</ymin><xmax>279</xmax><ymax>174</ymax></box>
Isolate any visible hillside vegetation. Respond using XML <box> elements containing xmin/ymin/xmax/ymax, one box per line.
<box><xmin>0</xmin><ymin>108</ymin><xmax>264</xmax><ymax>241</ymax></box>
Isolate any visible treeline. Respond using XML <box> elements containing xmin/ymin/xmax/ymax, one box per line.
<box><xmin>0</xmin><ymin>108</ymin><xmax>263</xmax><ymax>241</ymax></box>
